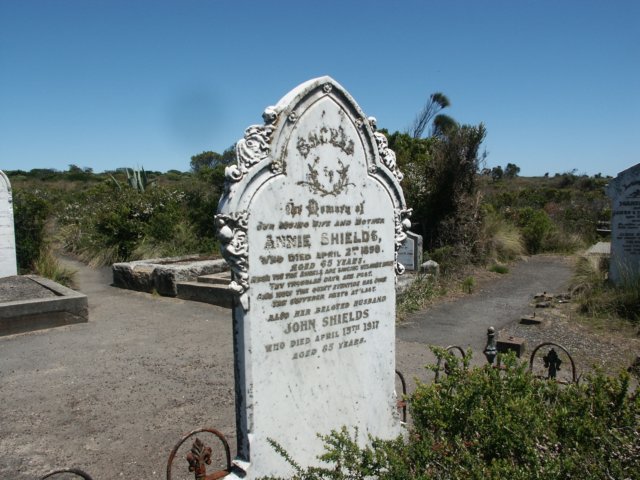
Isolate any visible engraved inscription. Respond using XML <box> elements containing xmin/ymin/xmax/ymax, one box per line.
<box><xmin>252</xmin><ymin>197</ymin><xmax>392</xmax><ymax>360</ymax></box>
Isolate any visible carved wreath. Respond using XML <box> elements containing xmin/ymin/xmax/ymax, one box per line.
<box><xmin>297</xmin><ymin>157</ymin><xmax>355</xmax><ymax>197</ymax></box>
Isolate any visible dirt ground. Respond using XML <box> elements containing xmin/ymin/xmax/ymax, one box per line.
<box><xmin>0</xmin><ymin>255</ymin><xmax>637</xmax><ymax>479</ymax></box>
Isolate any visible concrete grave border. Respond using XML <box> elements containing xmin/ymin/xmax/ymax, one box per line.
<box><xmin>0</xmin><ymin>275</ymin><xmax>88</xmax><ymax>336</ymax></box>
<box><xmin>112</xmin><ymin>254</ymin><xmax>228</xmax><ymax>296</ymax></box>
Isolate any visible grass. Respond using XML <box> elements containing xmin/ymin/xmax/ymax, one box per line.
<box><xmin>396</xmin><ymin>273</ymin><xmax>438</xmax><ymax>320</ymax></box>
<box><xmin>480</xmin><ymin>211</ymin><xmax>525</xmax><ymax>263</ymax></box>
<box><xmin>571</xmin><ymin>255</ymin><xmax>640</xmax><ymax>325</ymax></box>
<box><xmin>489</xmin><ymin>263</ymin><xmax>509</xmax><ymax>274</ymax></box>
<box><xmin>32</xmin><ymin>247</ymin><xmax>77</xmax><ymax>288</ymax></box>
<box><xmin>461</xmin><ymin>276</ymin><xmax>475</xmax><ymax>293</ymax></box>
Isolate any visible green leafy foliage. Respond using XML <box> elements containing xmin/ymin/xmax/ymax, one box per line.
<box><xmin>58</xmin><ymin>182</ymin><xmax>219</xmax><ymax>265</ymax></box>
<box><xmin>13</xmin><ymin>189</ymin><xmax>51</xmax><ymax>272</ymax></box>
<box><xmin>387</xmin><ymin>121</ymin><xmax>487</xmax><ymax>260</ymax></box>
<box><xmin>263</xmin><ymin>351</ymin><xmax>639</xmax><ymax>479</ymax></box>
<box><xmin>513</xmin><ymin>207</ymin><xmax>553</xmax><ymax>254</ymax></box>
<box><xmin>482</xmin><ymin>175</ymin><xmax>609</xmax><ymax>252</ymax></box>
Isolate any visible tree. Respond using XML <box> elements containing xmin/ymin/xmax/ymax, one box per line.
<box><xmin>189</xmin><ymin>145</ymin><xmax>236</xmax><ymax>173</ymax></box>
<box><xmin>504</xmin><ymin>162</ymin><xmax>520</xmax><ymax>178</ymax></box>
<box><xmin>491</xmin><ymin>166</ymin><xmax>504</xmax><ymax>181</ymax></box>
<box><xmin>410</xmin><ymin>92</ymin><xmax>453</xmax><ymax>139</ymax></box>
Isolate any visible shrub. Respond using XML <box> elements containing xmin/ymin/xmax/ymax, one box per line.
<box><xmin>265</xmin><ymin>351</ymin><xmax>640</xmax><ymax>479</ymax></box>
<box><xmin>514</xmin><ymin>207</ymin><xmax>553</xmax><ymax>254</ymax></box>
<box><xmin>13</xmin><ymin>189</ymin><xmax>50</xmax><ymax>272</ymax></box>
<box><xmin>58</xmin><ymin>182</ymin><xmax>219</xmax><ymax>266</ymax></box>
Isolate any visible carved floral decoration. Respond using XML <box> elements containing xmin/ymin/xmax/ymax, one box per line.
<box><xmin>369</xmin><ymin>117</ymin><xmax>404</xmax><ymax>182</ymax></box>
<box><xmin>215</xmin><ymin>211</ymin><xmax>249</xmax><ymax>310</ymax></box>
<box><xmin>224</xmin><ymin>107</ymin><xmax>280</xmax><ymax>186</ymax></box>
<box><xmin>394</xmin><ymin>208</ymin><xmax>413</xmax><ymax>275</ymax></box>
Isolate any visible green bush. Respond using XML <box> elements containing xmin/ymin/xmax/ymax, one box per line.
<box><xmin>13</xmin><ymin>189</ymin><xmax>51</xmax><ymax>272</ymax></box>
<box><xmin>514</xmin><ymin>207</ymin><xmax>553</xmax><ymax>254</ymax></box>
<box><xmin>58</xmin><ymin>182</ymin><xmax>219</xmax><ymax>265</ymax></box>
<box><xmin>265</xmin><ymin>351</ymin><xmax>639</xmax><ymax>479</ymax></box>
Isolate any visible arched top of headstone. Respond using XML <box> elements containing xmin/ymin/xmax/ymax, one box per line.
<box><xmin>606</xmin><ymin>162</ymin><xmax>640</xmax><ymax>199</ymax></box>
<box><xmin>218</xmin><ymin>76</ymin><xmax>407</xmax><ymax>214</ymax></box>
<box><xmin>0</xmin><ymin>170</ymin><xmax>11</xmax><ymax>195</ymax></box>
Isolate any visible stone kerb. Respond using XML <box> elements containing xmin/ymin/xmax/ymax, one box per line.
<box><xmin>607</xmin><ymin>163</ymin><xmax>640</xmax><ymax>285</ymax></box>
<box><xmin>0</xmin><ymin>171</ymin><xmax>17</xmax><ymax>277</ymax></box>
<box><xmin>216</xmin><ymin>76</ymin><xmax>410</xmax><ymax>478</ymax></box>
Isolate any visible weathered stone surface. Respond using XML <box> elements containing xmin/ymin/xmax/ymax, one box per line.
<box><xmin>0</xmin><ymin>171</ymin><xmax>17</xmax><ymax>277</ymax></box>
<box><xmin>421</xmin><ymin>259</ymin><xmax>440</xmax><ymax>277</ymax></box>
<box><xmin>112</xmin><ymin>255</ymin><xmax>227</xmax><ymax>296</ymax></box>
<box><xmin>398</xmin><ymin>231</ymin><xmax>423</xmax><ymax>271</ymax></box>
<box><xmin>216</xmin><ymin>77</ymin><xmax>408</xmax><ymax>478</ymax></box>
<box><xmin>0</xmin><ymin>276</ymin><xmax>56</xmax><ymax>302</ymax></box>
<box><xmin>176</xmin><ymin>280</ymin><xmax>233</xmax><ymax>308</ymax></box>
<box><xmin>607</xmin><ymin>163</ymin><xmax>640</xmax><ymax>285</ymax></box>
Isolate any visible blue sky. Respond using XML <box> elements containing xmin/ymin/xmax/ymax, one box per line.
<box><xmin>0</xmin><ymin>0</ymin><xmax>638</xmax><ymax>176</ymax></box>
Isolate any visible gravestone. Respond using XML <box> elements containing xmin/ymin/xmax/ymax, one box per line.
<box><xmin>0</xmin><ymin>171</ymin><xmax>17</xmax><ymax>277</ymax></box>
<box><xmin>607</xmin><ymin>163</ymin><xmax>640</xmax><ymax>285</ymax></box>
<box><xmin>397</xmin><ymin>231</ymin><xmax>423</xmax><ymax>271</ymax></box>
<box><xmin>216</xmin><ymin>76</ymin><xmax>410</xmax><ymax>478</ymax></box>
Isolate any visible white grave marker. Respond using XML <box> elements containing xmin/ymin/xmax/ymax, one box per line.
<box><xmin>216</xmin><ymin>77</ymin><xmax>410</xmax><ymax>478</ymax></box>
<box><xmin>607</xmin><ymin>163</ymin><xmax>640</xmax><ymax>285</ymax></box>
<box><xmin>397</xmin><ymin>231</ymin><xmax>423</xmax><ymax>271</ymax></box>
<box><xmin>0</xmin><ymin>171</ymin><xmax>17</xmax><ymax>277</ymax></box>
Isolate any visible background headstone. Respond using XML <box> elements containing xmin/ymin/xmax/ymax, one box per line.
<box><xmin>0</xmin><ymin>171</ymin><xmax>17</xmax><ymax>277</ymax></box>
<box><xmin>397</xmin><ymin>231</ymin><xmax>423</xmax><ymax>271</ymax></box>
<box><xmin>606</xmin><ymin>163</ymin><xmax>640</xmax><ymax>285</ymax></box>
<box><xmin>216</xmin><ymin>77</ymin><xmax>409</xmax><ymax>478</ymax></box>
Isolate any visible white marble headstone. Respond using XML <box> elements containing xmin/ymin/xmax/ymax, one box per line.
<box><xmin>398</xmin><ymin>231</ymin><xmax>423</xmax><ymax>271</ymax></box>
<box><xmin>216</xmin><ymin>77</ymin><xmax>410</xmax><ymax>478</ymax></box>
<box><xmin>0</xmin><ymin>171</ymin><xmax>17</xmax><ymax>277</ymax></box>
<box><xmin>607</xmin><ymin>163</ymin><xmax>640</xmax><ymax>285</ymax></box>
